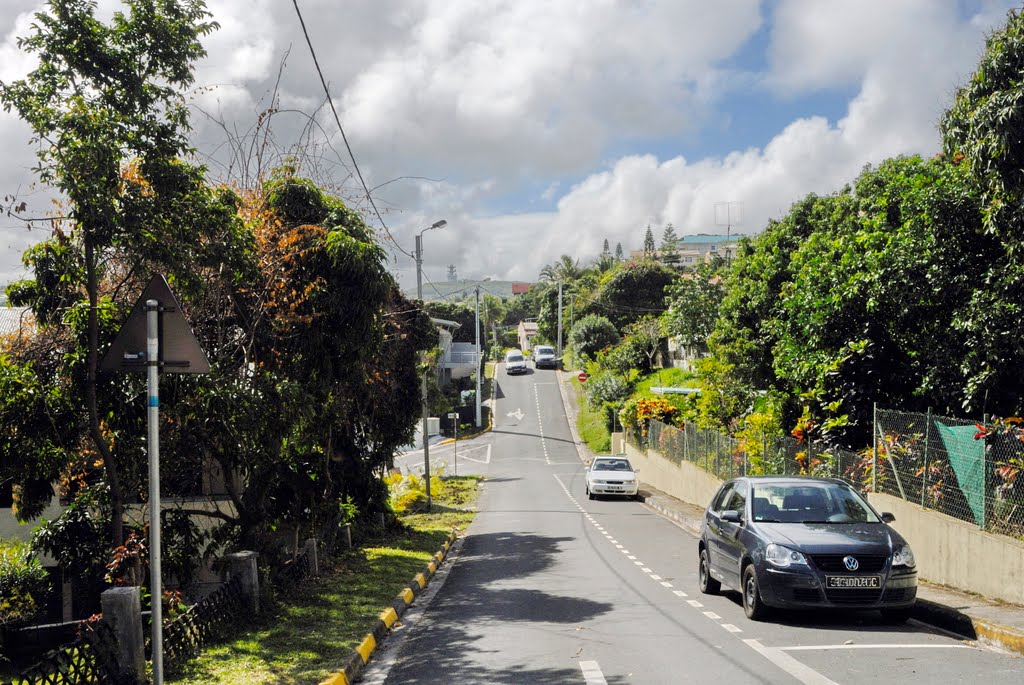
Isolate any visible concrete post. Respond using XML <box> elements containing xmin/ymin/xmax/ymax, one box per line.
<box><xmin>303</xmin><ymin>538</ymin><xmax>319</xmax><ymax>576</ymax></box>
<box><xmin>227</xmin><ymin>551</ymin><xmax>260</xmax><ymax>615</ymax></box>
<box><xmin>100</xmin><ymin>587</ymin><xmax>145</xmax><ymax>684</ymax></box>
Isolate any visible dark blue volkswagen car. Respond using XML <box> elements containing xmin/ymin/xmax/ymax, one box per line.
<box><xmin>698</xmin><ymin>476</ymin><xmax>917</xmax><ymax>622</ymax></box>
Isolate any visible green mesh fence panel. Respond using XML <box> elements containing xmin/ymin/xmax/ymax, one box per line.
<box><xmin>935</xmin><ymin>421</ymin><xmax>986</xmax><ymax>526</ymax></box>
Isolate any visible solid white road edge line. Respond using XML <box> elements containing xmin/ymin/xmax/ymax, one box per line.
<box><xmin>780</xmin><ymin>644</ymin><xmax>972</xmax><ymax>651</ymax></box>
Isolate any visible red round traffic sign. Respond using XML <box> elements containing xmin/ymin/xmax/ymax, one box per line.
<box><xmin>578</xmin><ymin>372</ymin><xmax>589</xmax><ymax>383</ymax></box>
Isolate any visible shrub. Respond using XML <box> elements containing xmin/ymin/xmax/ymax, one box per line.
<box><xmin>385</xmin><ymin>470</ymin><xmax>446</xmax><ymax>513</ymax></box>
<box><xmin>0</xmin><ymin>538</ymin><xmax>50</xmax><ymax>626</ymax></box>
<box><xmin>586</xmin><ymin>372</ymin><xmax>630</xmax><ymax>409</ymax></box>
<box><xmin>568</xmin><ymin>315</ymin><xmax>620</xmax><ymax>360</ymax></box>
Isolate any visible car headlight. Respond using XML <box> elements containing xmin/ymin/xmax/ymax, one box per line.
<box><xmin>765</xmin><ymin>543</ymin><xmax>808</xmax><ymax>568</ymax></box>
<box><xmin>892</xmin><ymin>545</ymin><xmax>915</xmax><ymax>568</ymax></box>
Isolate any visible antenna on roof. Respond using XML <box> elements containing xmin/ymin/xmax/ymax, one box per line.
<box><xmin>714</xmin><ymin>201</ymin><xmax>742</xmax><ymax>266</ymax></box>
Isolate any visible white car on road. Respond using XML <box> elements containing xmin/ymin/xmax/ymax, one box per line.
<box><xmin>585</xmin><ymin>456</ymin><xmax>640</xmax><ymax>500</ymax></box>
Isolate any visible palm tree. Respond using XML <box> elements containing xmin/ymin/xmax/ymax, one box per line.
<box><xmin>592</xmin><ymin>253</ymin><xmax>617</xmax><ymax>274</ymax></box>
<box><xmin>539</xmin><ymin>254</ymin><xmax>583</xmax><ymax>282</ymax></box>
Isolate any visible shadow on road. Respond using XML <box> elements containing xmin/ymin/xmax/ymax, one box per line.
<box><xmin>718</xmin><ymin>590</ymin><xmax>941</xmax><ymax>632</ymax></box>
<box><xmin>383</xmin><ymin>531</ymin><xmax>623</xmax><ymax>684</ymax></box>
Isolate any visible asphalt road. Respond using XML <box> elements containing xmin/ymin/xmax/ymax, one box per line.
<box><xmin>368</xmin><ymin>365</ymin><xmax>1022</xmax><ymax>684</ymax></box>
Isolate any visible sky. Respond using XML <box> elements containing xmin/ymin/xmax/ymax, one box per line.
<box><xmin>0</xmin><ymin>0</ymin><xmax>1019</xmax><ymax>296</ymax></box>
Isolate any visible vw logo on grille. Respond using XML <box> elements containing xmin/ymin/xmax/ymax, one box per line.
<box><xmin>843</xmin><ymin>556</ymin><xmax>860</xmax><ymax>571</ymax></box>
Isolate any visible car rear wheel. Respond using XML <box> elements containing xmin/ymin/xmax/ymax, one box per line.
<box><xmin>699</xmin><ymin>547</ymin><xmax>720</xmax><ymax>595</ymax></box>
<box><xmin>586</xmin><ymin>485</ymin><xmax>594</xmax><ymax>500</ymax></box>
<box><xmin>742</xmin><ymin>565</ymin><xmax>769</xmax><ymax>621</ymax></box>
<box><xmin>880</xmin><ymin>607</ymin><xmax>913</xmax><ymax>624</ymax></box>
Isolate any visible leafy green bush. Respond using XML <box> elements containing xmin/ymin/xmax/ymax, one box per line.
<box><xmin>0</xmin><ymin>538</ymin><xmax>50</xmax><ymax>625</ymax></box>
<box><xmin>586</xmin><ymin>372</ymin><xmax>630</xmax><ymax>409</ymax></box>
<box><xmin>568</xmin><ymin>314</ymin><xmax>620</xmax><ymax>360</ymax></box>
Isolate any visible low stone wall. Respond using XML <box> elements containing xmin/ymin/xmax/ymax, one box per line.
<box><xmin>623</xmin><ymin>435</ymin><xmax>1024</xmax><ymax>606</ymax></box>
<box><xmin>868</xmin><ymin>492</ymin><xmax>1024</xmax><ymax>606</ymax></box>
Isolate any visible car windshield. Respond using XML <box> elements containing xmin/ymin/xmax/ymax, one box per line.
<box><xmin>536</xmin><ymin>347</ymin><xmax>554</xmax><ymax>355</ymax></box>
<box><xmin>594</xmin><ymin>459</ymin><xmax>632</xmax><ymax>471</ymax></box>
<box><xmin>507</xmin><ymin>355</ymin><xmax>524</xmax><ymax>362</ymax></box>
<box><xmin>750</xmin><ymin>483</ymin><xmax>879</xmax><ymax>524</ymax></box>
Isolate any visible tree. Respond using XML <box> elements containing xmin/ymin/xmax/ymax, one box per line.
<box><xmin>0</xmin><ymin>0</ymin><xmax>219</xmax><ymax>548</ymax></box>
<box><xmin>480</xmin><ymin>293</ymin><xmax>505</xmax><ymax>351</ymax></box>
<box><xmin>643</xmin><ymin>225</ymin><xmax>656</xmax><ymax>257</ymax></box>
<box><xmin>660</xmin><ymin>224</ymin><xmax>680</xmax><ymax>266</ymax></box>
<box><xmin>602</xmin><ymin>239</ymin><xmax>611</xmax><ymax>257</ymax></box>
<box><xmin>940</xmin><ymin>8</ymin><xmax>1024</xmax><ymax>413</ymax></box>
<box><xmin>568</xmin><ymin>314</ymin><xmax>620</xmax><ymax>360</ymax></box>
<box><xmin>539</xmin><ymin>255</ymin><xmax>583</xmax><ymax>282</ymax></box>
<box><xmin>942</xmin><ymin>8</ymin><xmax>1024</xmax><ymax>248</ymax></box>
<box><xmin>586</xmin><ymin>260</ymin><xmax>676</xmax><ymax>331</ymax></box>
<box><xmin>663</xmin><ymin>261</ymin><xmax>725</xmax><ymax>351</ymax></box>
<box><xmin>615</xmin><ymin>242</ymin><xmax>624</xmax><ymax>260</ymax></box>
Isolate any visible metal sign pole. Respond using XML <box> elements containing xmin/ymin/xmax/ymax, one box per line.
<box><xmin>146</xmin><ymin>300</ymin><xmax>163</xmax><ymax>685</ymax></box>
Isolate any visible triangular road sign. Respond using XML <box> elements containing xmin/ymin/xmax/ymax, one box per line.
<box><xmin>100</xmin><ymin>274</ymin><xmax>210</xmax><ymax>374</ymax></box>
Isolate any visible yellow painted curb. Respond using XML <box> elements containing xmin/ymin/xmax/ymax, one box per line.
<box><xmin>975</xmin><ymin>620</ymin><xmax>1024</xmax><ymax>656</ymax></box>
<box><xmin>428</xmin><ymin>560</ymin><xmax>437</xmax><ymax>574</ymax></box>
<box><xmin>400</xmin><ymin>587</ymin><xmax>415</xmax><ymax>604</ymax></box>
<box><xmin>435</xmin><ymin>551</ymin><xmax>444</xmax><ymax>562</ymax></box>
<box><xmin>414</xmin><ymin>572</ymin><xmax>427</xmax><ymax>588</ymax></box>
<box><xmin>318</xmin><ymin>672</ymin><xmax>349</xmax><ymax>685</ymax></box>
<box><xmin>356</xmin><ymin>634</ymin><xmax>376</xmax><ymax>664</ymax></box>
<box><xmin>380</xmin><ymin>607</ymin><xmax>399</xmax><ymax>628</ymax></box>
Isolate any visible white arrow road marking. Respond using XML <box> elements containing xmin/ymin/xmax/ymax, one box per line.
<box><xmin>507</xmin><ymin>408</ymin><xmax>524</xmax><ymax>421</ymax></box>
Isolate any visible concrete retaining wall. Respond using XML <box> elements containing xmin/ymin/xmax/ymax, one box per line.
<box><xmin>624</xmin><ymin>436</ymin><xmax>1024</xmax><ymax>606</ymax></box>
<box><xmin>624</xmin><ymin>441</ymin><xmax>721</xmax><ymax>515</ymax></box>
<box><xmin>867</xmin><ymin>492</ymin><xmax>1024</xmax><ymax>606</ymax></box>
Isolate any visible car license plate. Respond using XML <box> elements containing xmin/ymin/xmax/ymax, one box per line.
<box><xmin>826</xmin><ymin>575</ymin><xmax>880</xmax><ymax>589</ymax></box>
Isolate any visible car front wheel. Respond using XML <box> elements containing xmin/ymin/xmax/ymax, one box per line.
<box><xmin>699</xmin><ymin>547</ymin><xmax>720</xmax><ymax>595</ymax></box>
<box><xmin>586</xmin><ymin>485</ymin><xmax>594</xmax><ymax>500</ymax></box>
<box><xmin>742</xmin><ymin>565</ymin><xmax>769</xmax><ymax>621</ymax></box>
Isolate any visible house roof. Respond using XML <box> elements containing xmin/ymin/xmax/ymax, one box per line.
<box><xmin>430</xmin><ymin>317</ymin><xmax>462</xmax><ymax>330</ymax></box>
<box><xmin>519</xmin><ymin>321</ymin><xmax>538</xmax><ymax>332</ymax></box>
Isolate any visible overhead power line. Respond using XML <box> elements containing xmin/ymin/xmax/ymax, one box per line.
<box><xmin>291</xmin><ymin>0</ymin><xmax>413</xmax><ymax>260</ymax></box>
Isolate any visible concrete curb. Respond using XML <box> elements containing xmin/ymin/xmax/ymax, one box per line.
<box><xmin>911</xmin><ymin>599</ymin><xmax>1024</xmax><ymax>656</ymax></box>
<box><xmin>317</xmin><ymin>529</ymin><xmax>459</xmax><ymax>685</ymax></box>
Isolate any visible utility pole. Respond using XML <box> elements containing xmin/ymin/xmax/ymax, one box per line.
<box><xmin>475</xmin><ymin>285</ymin><xmax>482</xmax><ymax>428</ymax></box>
<box><xmin>414</xmin><ymin>219</ymin><xmax>446</xmax><ymax>510</ymax></box>
<box><xmin>557</xmin><ymin>281</ymin><xmax>563</xmax><ymax>357</ymax></box>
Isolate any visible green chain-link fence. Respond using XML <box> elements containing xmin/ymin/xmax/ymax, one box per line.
<box><xmin>627</xmin><ymin>406</ymin><xmax>1024</xmax><ymax>540</ymax></box>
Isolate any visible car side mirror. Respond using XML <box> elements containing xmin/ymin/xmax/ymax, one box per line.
<box><xmin>881</xmin><ymin>512</ymin><xmax>896</xmax><ymax>524</ymax></box>
<box><xmin>721</xmin><ymin>510</ymin><xmax>742</xmax><ymax>524</ymax></box>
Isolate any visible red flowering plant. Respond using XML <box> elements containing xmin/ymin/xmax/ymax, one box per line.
<box><xmin>973</xmin><ymin>417</ymin><xmax>1024</xmax><ymax>501</ymax></box>
<box><xmin>105</xmin><ymin>531</ymin><xmax>147</xmax><ymax>587</ymax></box>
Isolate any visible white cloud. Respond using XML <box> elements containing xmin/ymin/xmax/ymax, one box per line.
<box><xmin>0</xmin><ymin>1</ymin><xmax>1019</xmax><ymax>292</ymax></box>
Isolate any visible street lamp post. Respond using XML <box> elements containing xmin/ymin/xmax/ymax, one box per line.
<box><xmin>415</xmin><ymin>219</ymin><xmax>447</xmax><ymax>300</ymax></box>
<box><xmin>415</xmin><ymin>219</ymin><xmax>446</xmax><ymax>510</ymax></box>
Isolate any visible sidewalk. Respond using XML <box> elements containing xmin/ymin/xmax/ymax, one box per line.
<box><xmin>553</xmin><ymin>367</ymin><xmax>1024</xmax><ymax>657</ymax></box>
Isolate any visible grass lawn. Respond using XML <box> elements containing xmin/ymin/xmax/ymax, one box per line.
<box><xmin>576</xmin><ymin>390</ymin><xmax>611</xmax><ymax>453</ymax></box>
<box><xmin>168</xmin><ymin>477</ymin><xmax>479</xmax><ymax>685</ymax></box>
